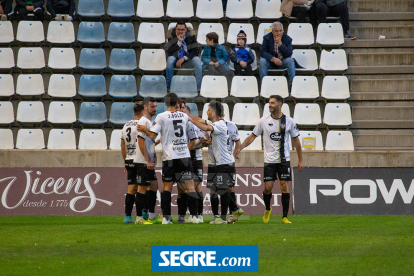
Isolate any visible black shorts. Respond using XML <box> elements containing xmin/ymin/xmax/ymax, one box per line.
<box><xmin>264</xmin><ymin>161</ymin><xmax>291</xmax><ymax>182</ymax></box>
<box><xmin>162</xmin><ymin>158</ymin><xmax>193</xmax><ymax>183</ymax></box>
<box><xmin>136</xmin><ymin>163</ymin><xmax>157</xmax><ymax>186</ymax></box>
<box><xmin>207</xmin><ymin>163</ymin><xmax>236</xmax><ymax>190</ymax></box>
<box><xmin>192</xmin><ymin>160</ymin><xmax>203</xmax><ymax>183</ymax></box>
<box><xmin>125</xmin><ymin>160</ymin><xmax>138</xmax><ymax>185</ymax></box>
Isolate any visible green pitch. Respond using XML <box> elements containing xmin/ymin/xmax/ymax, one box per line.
<box><xmin>0</xmin><ymin>215</ymin><xmax>413</xmax><ymax>276</ymax></box>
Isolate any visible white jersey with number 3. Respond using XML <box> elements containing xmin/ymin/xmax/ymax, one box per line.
<box><xmin>121</xmin><ymin>119</ymin><xmax>139</xmax><ymax>160</ymax></box>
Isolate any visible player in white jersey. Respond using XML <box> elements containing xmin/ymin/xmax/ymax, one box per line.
<box><xmin>121</xmin><ymin>102</ymin><xmax>144</xmax><ymax>224</ymax></box>
<box><xmin>189</xmin><ymin>101</ymin><xmax>235</xmax><ymax>224</ymax></box>
<box><xmin>138</xmin><ymin>93</ymin><xmax>200</xmax><ymax>224</ymax></box>
<box><xmin>234</xmin><ymin>95</ymin><xmax>304</xmax><ymax>224</ymax></box>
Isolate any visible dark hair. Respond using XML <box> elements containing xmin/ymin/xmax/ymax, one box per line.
<box><xmin>143</xmin><ymin>97</ymin><xmax>156</xmax><ymax>106</ymax></box>
<box><xmin>181</xmin><ymin>99</ymin><xmax>187</xmax><ymax>106</ymax></box>
<box><xmin>209</xmin><ymin>101</ymin><xmax>224</xmax><ymax>117</ymax></box>
<box><xmin>165</xmin><ymin>93</ymin><xmax>179</xmax><ymax>107</ymax></box>
<box><xmin>134</xmin><ymin>101</ymin><xmax>144</xmax><ymax>114</ymax></box>
<box><xmin>176</xmin><ymin>20</ymin><xmax>186</xmax><ymax>28</ymax></box>
<box><xmin>185</xmin><ymin>105</ymin><xmax>191</xmax><ymax>113</ymax></box>
<box><xmin>269</xmin><ymin>95</ymin><xmax>284</xmax><ymax>104</ymax></box>
<box><xmin>177</xmin><ymin>98</ymin><xmax>183</xmax><ymax>107</ymax></box>
<box><xmin>206</xmin><ymin>32</ymin><xmax>219</xmax><ymax>44</ymax></box>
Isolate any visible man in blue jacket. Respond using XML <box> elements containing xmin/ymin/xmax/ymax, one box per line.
<box><xmin>259</xmin><ymin>22</ymin><xmax>297</xmax><ymax>88</ymax></box>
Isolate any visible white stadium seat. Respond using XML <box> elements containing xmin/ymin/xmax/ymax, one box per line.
<box><xmin>239</xmin><ymin>130</ymin><xmax>262</xmax><ymax>150</ymax></box>
<box><xmin>316</xmin><ymin>23</ymin><xmax>344</xmax><ymax>46</ymax></box>
<box><xmin>166</xmin><ymin>0</ymin><xmax>194</xmax><ymax>18</ymax></box>
<box><xmin>232</xmin><ymin>103</ymin><xmax>260</xmax><ymax>126</ymax></box>
<box><xmin>137</xmin><ymin>23</ymin><xmax>165</xmax><ymax>44</ymax></box>
<box><xmin>48</xmin><ymin>48</ymin><xmax>76</xmax><ymax>69</ymax></box>
<box><xmin>137</xmin><ymin>0</ymin><xmax>164</xmax><ymax>18</ymax></box>
<box><xmin>0</xmin><ymin>21</ymin><xmax>14</xmax><ymax>43</ymax></box>
<box><xmin>293</xmin><ymin>103</ymin><xmax>321</xmax><ymax>125</ymax></box>
<box><xmin>139</xmin><ymin>49</ymin><xmax>166</xmax><ymax>71</ymax></box>
<box><xmin>17</xmin><ymin>48</ymin><xmax>45</xmax><ymax>69</ymax></box>
<box><xmin>256</xmin><ymin>23</ymin><xmax>272</xmax><ymax>45</ymax></box>
<box><xmin>47</xmin><ymin>21</ymin><xmax>75</xmax><ymax>44</ymax></box>
<box><xmin>78</xmin><ymin>129</ymin><xmax>107</xmax><ymax>150</ymax></box>
<box><xmin>48</xmin><ymin>101</ymin><xmax>76</xmax><ymax>124</ymax></box>
<box><xmin>197</xmin><ymin>23</ymin><xmax>225</xmax><ymax>45</ymax></box>
<box><xmin>0</xmin><ymin>48</ymin><xmax>14</xmax><ymax>69</ymax></box>
<box><xmin>16</xmin><ymin>21</ymin><xmax>44</xmax><ymax>43</ymax></box>
<box><xmin>0</xmin><ymin>101</ymin><xmax>14</xmax><ymax>124</ymax></box>
<box><xmin>0</xmin><ymin>74</ymin><xmax>14</xmax><ymax>97</ymax></box>
<box><xmin>287</xmin><ymin>23</ymin><xmax>314</xmax><ymax>46</ymax></box>
<box><xmin>323</xmin><ymin>103</ymin><xmax>352</xmax><ymax>126</ymax></box>
<box><xmin>261</xmin><ymin>76</ymin><xmax>289</xmax><ymax>98</ymax></box>
<box><xmin>16</xmin><ymin>101</ymin><xmax>45</xmax><ymax>123</ymax></box>
<box><xmin>202</xmin><ymin>102</ymin><xmax>230</xmax><ymax>121</ymax></box>
<box><xmin>47</xmin><ymin>129</ymin><xmax>76</xmax><ymax>149</ymax></box>
<box><xmin>291</xmin><ymin>76</ymin><xmax>319</xmax><ymax>99</ymax></box>
<box><xmin>299</xmin><ymin>131</ymin><xmax>324</xmax><ymax>150</ymax></box>
<box><xmin>0</xmin><ymin>129</ymin><xmax>14</xmax><ymax>149</ymax></box>
<box><xmin>263</xmin><ymin>103</ymin><xmax>290</xmax><ymax>117</ymax></box>
<box><xmin>109</xmin><ymin>129</ymin><xmax>122</xmax><ymax>150</ymax></box>
<box><xmin>196</xmin><ymin>0</ymin><xmax>223</xmax><ymax>19</ymax></box>
<box><xmin>320</xmin><ymin>49</ymin><xmax>348</xmax><ymax>71</ymax></box>
<box><xmin>227</xmin><ymin>23</ymin><xmax>255</xmax><ymax>45</ymax></box>
<box><xmin>16</xmin><ymin>74</ymin><xmax>44</xmax><ymax>96</ymax></box>
<box><xmin>292</xmin><ymin>49</ymin><xmax>318</xmax><ymax>72</ymax></box>
<box><xmin>16</xmin><ymin>129</ymin><xmax>45</xmax><ymax>149</ymax></box>
<box><xmin>230</xmin><ymin>76</ymin><xmax>258</xmax><ymax>98</ymax></box>
<box><xmin>48</xmin><ymin>74</ymin><xmax>77</xmax><ymax>98</ymax></box>
<box><xmin>255</xmin><ymin>0</ymin><xmax>282</xmax><ymax>19</ymax></box>
<box><xmin>200</xmin><ymin>76</ymin><xmax>228</xmax><ymax>98</ymax></box>
<box><xmin>325</xmin><ymin>131</ymin><xmax>354</xmax><ymax>151</ymax></box>
<box><xmin>321</xmin><ymin>76</ymin><xmax>350</xmax><ymax>100</ymax></box>
<box><xmin>226</xmin><ymin>0</ymin><xmax>253</xmax><ymax>19</ymax></box>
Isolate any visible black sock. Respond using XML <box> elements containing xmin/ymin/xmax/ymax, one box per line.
<box><xmin>161</xmin><ymin>191</ymin><xmax>172</xmax><ymax>216</ymax></box>
<box><xmin>125</xmin><ymin>193</ymin><xmax>135</xmax><ymax>216</ymax></box>
<box><xmin>263</xmin><ymin>192</ymin><xmax>272</xmax><ymax>211</ymax></box>
<box><xmin>143</xmin><ymin>190</ymin><xmax>149</xmax><ymax>213</ymax></box>
<box><xmin>210</xmin><ymin>194</ymin><xmax>219</xmax><ymax>216</ymax></box>
<box><xmin>179</xmin><ymin>193</ymin><xmax>188</xmax><ymax>216</ymax></box>
<box><xmin>228</xmin><ymin>192</ymin><xmax>238</xmax><ymax>213</ymax></box>
<box><xmin>197</xmin><ymin>192</ymin><xmax>204</xmax><ymax>216</ymax></box>
<box><xmin>187</xmin><ymin>192</ymin><xmax>198</xmax><ymax>216</ymax></box>
<box><xmin>177</xmin><ymin>198</ymin><xmax>182</xmax><ymax>216</ymax></box>
<box><xmin>220</xmin><ymin>192</ymin><xmax>230</xmax><ymax>220</ymax></box>
<box><xmin>135</xmin><ymin>192</ymin><xmax>146</xmax><ymax>217</ymax></box>
<box><xmin>282</xmin><ymin>193</ymin><xmax>290</xmax><ymax>218</ymax></box>
<box><xmin>148</xmin><ymin>190</ymin><xmax>157</xmax><ymax>213</ymax></box>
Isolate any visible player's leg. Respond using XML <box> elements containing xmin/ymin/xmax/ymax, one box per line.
<box><xmin>147</xmin><ymin>169</ymin><xmax>162</xmax><ymax>224</ymax></box>
<box><xmin>178</xmin><ymin>158</ymin><xmax>199</xmax><ymax>223</ymax></box>
<box><xmin>207</xmin><ymin>165</ymin><xmax>220</xmax><ymax>223</ymax></box>
<box><xmin>279</xmin><ymin>161</ymin><xmax>292</xmax><ymax>224</ymax></box>
<box><xmin>227</xmin><ymin>164</ymin><xmax>243</xmax><ymax>223</ymax></box>
<box><xmin>195</xmin><ymin>181</ymin><xmax>204</xmax><ymax>222</ymax></box>
<box><xmin>135</xmin><ymin>185</ymin><xmax>152</xmax><ymax>224</ymax></box>
<box><xmin>124</xmin><ymin>184</ymin><xmax>137</xmax><ymax>223</ymax></box>
<box><xmin>263</xmin><ymin>163</ymin><xmax>277</xmax><ymax>223</ymax></box>
<box><xmin>177</xmin><ymin>182</ymin><xmax>189</xmax><ymax>224</ymax></box>
<box><xmin>161</xmin><ymin>160</ymin><xmax>174</xmax><ymax>224</ymax></box>
<box><xmin>142</xmin><ymin>187</ymin><xmax>150</xmax><ymax>220</ymax></box>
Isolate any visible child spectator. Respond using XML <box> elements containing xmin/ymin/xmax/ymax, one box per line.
<box><xmin>201</xmin><ymin>32</ymin><xmax>229</xmax><ymax>77</ymax></box>
<box><xmin>230</xmin><ymin>30</ymin><xmax>254</xmax><ymax>76</ymax></box>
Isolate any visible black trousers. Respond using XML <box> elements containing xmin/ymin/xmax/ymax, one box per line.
<box><xmin>16</xmin><ymin>7</ymin><xmax>44</xmax><ymax>21</ymax></box>
<box><xmin>204</xmin><ymin>64</ymin><xmax>228</xmax><ymax>77</ymax></box>
<box><xmin>234</xmin><ymin>63</ymin><xmax>252</xmax><ymax>76</ymax></box>
<box><xmin>315</xmin><ymin>2</ymin><xmax>350</xmax><ymax>33</ymax></box>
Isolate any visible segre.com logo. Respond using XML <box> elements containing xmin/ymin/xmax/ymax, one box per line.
<box><xmin>151</xmin><ymin>245</ymin><xmax>258</xmax><ymax>272</ymax></box>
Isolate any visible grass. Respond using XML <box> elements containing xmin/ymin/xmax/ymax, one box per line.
<box><xmin>0</xmin><ymin>215</ymin><xmax>413</xmax><ymax>276</ymax></box>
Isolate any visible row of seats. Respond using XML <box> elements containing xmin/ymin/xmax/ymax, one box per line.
<box><xmin>0</xmin><ymin>21</ymin><xmax>344</xmax><ymax>46</ymax></box>
<box><xmin>0</xmin><ymin>100</ymin><xmax>352</xmax><ymax>127</ymax></box>
<box><xmin>0</xmin><ymin>128</ymin><xmax>354</xmax><ymax>151</ymax></box>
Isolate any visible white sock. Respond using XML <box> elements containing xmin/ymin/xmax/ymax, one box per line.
<box><xmin>149</xmin><ymin>213</ymin><xmax>156</xmax><ymax>219</ymax></box>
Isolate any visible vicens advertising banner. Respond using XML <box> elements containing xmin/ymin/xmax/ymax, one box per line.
<box><xmin>0</xmin><ymin>167</ymin><xmax>292</xmax><ymax>216</ymax></box>
<box><xmin>293</xmin><ymin>168</ymin><xmax>414</xmax><ymax>215</ymax></box>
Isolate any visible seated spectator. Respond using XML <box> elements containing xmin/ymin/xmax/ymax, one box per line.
<box><xmin>0</xmin><ymin>0</ymin><xmax>12</xmax><ymax>20</ymax></box>
<box><xmin>259</xmin><ymin>22</ymin><xmax>301</xmax><ymax>88</ymax></box>
<box><xmin>280</xmin><ymin>0</ymin><xmax>317</xmax><ymax>28</ymax></box>
<box><xmin>166</xmin><ymin>20</ymin><xmax>202</xmax><ymax>91</ymax></box>
<box><xmin>315</xmin><ymin>0</ymin><xmax>355</xmax><ymax>40</ymax></box>
<box><xmin>47</xmin><ymin>0</ymin><xmax>75</xmax><ymax>21</ymax></box>
<box><xmin>15</xmin><ymin>0</ymin><xmax>45</xmax><ymax>21</ymax></box>
<box><xmin>201</xmin><ymin>32</ymin><xmax>229</xmax><ymax>77</ymax></box>
<box><xmin>230</xmin><ymin>30</ymin><xmax>254</xmax><ymax>76</ymax></box>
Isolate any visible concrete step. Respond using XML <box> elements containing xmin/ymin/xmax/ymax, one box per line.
<box><xmin>350</xmin><ymin>78</ymin><xmax>414</xmax><ymax>92</ymax></box>
<box><xmin>349</xmin><ymin>25</ymin><xmax>414</xmax><ymax>39</ymax></box>
<box><xmin>347</xmin><ymin>65</ymin><xmax>414</xmax><ymax>75</ymax></box>
<box><xmin>349</xmin><ymin>52</ymin><xmax>414</xmax><ymax>66</ymax></box>
<box><xmin>350</xmin><ymin>91</ymin><xmax>414</xmax><ymax>101</ymax></box>
<box><xmin>348</xmin><ymin>0</ymin><xmax>414</xmax><ymax>13</ymax></box>
<box><xmin>344</xmin><ymin>39</ymin><xmax>414</xmax><ymax>48</ymax></box>
<box><xmin>353</xmin><ymin>130</ymin><xmax>414</xmax><ymax>150</ymax></box>
<box><xmin>350</xmin><ymin>12</ymin><xmax>414</xmax><ymax>21</ymax></box>
<box><xmin>351</xmin><ymin>106</ymin><xmax>414</xmax><ymax>128</ymax></box>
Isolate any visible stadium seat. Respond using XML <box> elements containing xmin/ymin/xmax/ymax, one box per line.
<box><xmin>0</xmin><ymin>101</ymin><xmax>14</xmax><ymax>124</ymax></box>
<box><xmin>319</xmin><ymin>49</ymin><xmax>348</xmax><ymax>72</ymax></box>
<box><xmin>136</xmin><ymin>0</ymin><xmax>164</xmax><ymax>18</ymax></box>
<box><xmin>255</xmin><ymin>0</ymin><xmax>282</xmax><ymax>19</ymax></box>
<box><xmin>170</xmin><ymin>76</ymin><xmax>197</xmax><ymax>98</ymax></box>
<box><xmin>227</xmin><ymin>23</ymin><xmax>255</xmax><ymax>45</ymax></box>
<box><xmin>109</xmin><ymin>102</ymin><xmax>135</xmax><ymax>125</ymax></box>
<box><xmin>232</xmin><ymin>103</ymin><xmax>260</xmax><ymax>126</ymax></box>
<box><xmin>0</xmin><ymin>129</ymin><xmax>13</xmax><ymax>149</ymax></box>
<box><xmin>200</xmin><ymin>76</ymin><xmax>228</xmax><ymax>98</ymax></box>
<box><xmin>77</xmin><ymin>22</ymin><xmax>105</xmax><ymax>44</ymax></box>
<box><xmin>109</xmin><ymin>75</ymin><xmax>137</xmax><ymax>98</ymax></box>
<box><xmin>260</xmin><ymin>76</ymin><xmax>288</xmax><ymax>98</ymax></box>
<box><xmin>299</xmin><ymin>131</ymin><xmax>324</xmax><ymax>150</ymax></box>
<box><xmin>16</xmin><ymin>101</ymin><xmax>45</xmax><ymax>123</ymax></box>
<box><xmin>48</xmin><ymin>74</ymin><xmax>77</xmax><ymax>98</ymax></box>
<box><xmin>186</xmin><ymin>103</ymin><xmax>199</xmax><ymax>117</ymax></box>
<box><xmin>325</xmin><ymin>131</ymin><xmax>354</xmax><ymax>151</ymax></box>
<box><xmin>230</xmin><ymin>76</ymin><xmax>258</xmax><ymax>98</ymax></box>
<box><xmin>196</xmin><ymin>0</ymin><xmax>223</xmax><ymax>19</ymax></box>
<box><xmin>79</xmin><ymin>48</ymin><xmax>107</xmax><ymax>70</ymax></box>
<box><xmin>48</xmin><ymin>48</ymin><xmax>76</xmax><ymax>70</ymax></box>
<box><xmin>292</xmin><ymin>49</ymin><xmax>318</xmax><ymax>72</ymax></box>
<box><xmin>109</xmin><ymin>129</ymin><xmax>122</xmax><ymax>150</ymax></box>
<box><xmin>47</xmin><ymin>129</ymin><xmax>76</xmax><ymax>149</ymax></box>
<box><xmin>16</xmin><ymin>74</ymin><xmax>44</xmax><ymax>96</ymax></box>
<box><xmin>321</xmin><ymin>76</ymin><xmax>350</xmax><ymax>100</ymax></box>
<box><xmin>323</xmin><ymin>103</ymin><xmax>352</xmax><ymax>126</ymax></box>
<box><xmin>16</xmin><ymin>21</ymin><xmax>44</xmax><ymax>43</ymax></box>
<box><xmin>287</xmin><ymin>23</ymin><xmax>314</xmax><ymax>46</ymax></box>
<box><xmin>139</xmin><ymin>75</ymin><xmax>167</xmax><ymax>98</ymax></box>
<box><xmin>166</xmin><ymin>0</ymin><xmax>194</xmax><ymax>18</ymax></box>
<box><xmin>226</xmin><ymin>0</ymin><xmax>253</xmax><ymax>19</ymax></box>
<box><xmin>316</xmin><ymin>23</ymin><xmax>344</xmax><ymax>46</ymax></box>
<box><xmin>168</xmin><ymin>22</ymin><xmax>193</xmax><ymax>30</ymax></box>
<box><xmin>263</xmin><ymin>103</ymin><xmax>290</xmax><ymax>117</ymax></box>
<box><xmin>47</xmin><ymin>21</ymin><xmax>75</xmax><ymax>44</ymax></box>
<box><xmin>0</xmin><ymin>21</ymin><xmax>14</xmax><ymax>44</ymax></box>
<box><xmin>77</xmin><ymin>0</ymin><xmax>105</xmax><ymax>17</ymax></box>
<box><xmin>197</xmin><ymin>23</ymin><xmax>225</xmax><ymax>45</ymax></box>
<box><xmin>48</xmin><ymin>101</ymin><xmax>76</xmax><ymax>124</ymax></box>
<box><xmin>137</xmin><ymin>23</ymin><xmax>165</xmax><ymax>44</ymax></box>
<box><xmin>202</xmin><ymin>102</ymin><xmax>230</xmax><ymax>121</ymax></box>
<box><xmin>293</xmin><ymin>103</ymin><xmax>321</xmax><ymax>125</ymax></box>
<box><xmin>239</xmin><ymin>130</ymin><xmax>262</xmax><ymax>150</ymax></box>
<box><xmin>108</xmin><ymin>22</ymin><xmax>135</xmax><ymax>44</ymax></box>
<box><xmin>78</xmin><ymin>129</ymin><xmax>107</xmax><ymax>150</ymax></box>
<box><xmin>109</xmin><ymin>49</ymin><xmax>137</xmax><ymax>71</ymax></box>
<box><xmin>17</xmin><ymin>48</ymin><xmax>45</xmax><ymax>69</ymax></box>
<box><xmin>16</xmin><ymin>129</ymin><xmax>45</xmax><ymax>149</ymax></box>
<box><xmin>78</xmin><ymin>102</ymin><xmax>107</xmax><ymax>124</ymax></box>
<box><xmin>291</xmin><ymin>76</ymin><xmax>319</xmax><ymax>99</ymax></box>
<box><xmin>229</xmin><ymin>49</ymin><xmax>257</xmax><ymax>71</ymax></box>
<box><xmin>138</xmin><ymin>49</ymin><xmax>166</xmax><ymax>71</ymax></box>
<box><xmin>0</xmin><ymin>74</ymin><xmax>14</xmax><ymax>97</ymax></box>
<box><xmin>0</xmin><ymin>48</ymin><xmax>14</xmax><ymax>69</ymax></box>
<box><xmin>107</xmin><ymin>0</ymin><xmax>135</xmax><ymax>17</ymax></box>
<box><xmin>256</xmin><ymin>23</ymin><xmax>272</xmax><ymax>45</ymax></box>
<box><xmin>78</xmin><ymin>75</ymin><xmax>107</xmax><ymax>97</ymax></box>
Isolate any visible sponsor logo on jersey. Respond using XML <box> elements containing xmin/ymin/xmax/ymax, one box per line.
<box><xmin>172</xmin><ymin>139</ymin><xmax>187</xmax><ymax>146</ymax></box>
<box><xmin>270</xmin><ymin>132</ymin><xmax>282</xmax><ymax>141</ymax></box>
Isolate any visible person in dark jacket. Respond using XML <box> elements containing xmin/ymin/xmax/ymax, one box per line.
<box><xmin>46</xmin><ymin>0</ymin><xmax>76</xmax><ymax>21</ymax></box>
<box><xmin>165</xmin><ymin>20</ymin><xmax>202</xmax><ymax>91</ymax></box>
<box><xmin>230</xmin><ymin>30</ymin><xmax>255</xmax><ymax>76</ymax></box>
<box><xmin>0</xmin><ymin>0</ymin><xmax>12</xmax><ymax>20</ymax></box>
<box><xmin>201</xmin><ymin>32</ymin><xmax>229</xmax><ymax>77</ymax></box>
<box><xmin>15</xmin><ymin>0</ymin><xmax>45</xmax><ymax>21</ymax></box>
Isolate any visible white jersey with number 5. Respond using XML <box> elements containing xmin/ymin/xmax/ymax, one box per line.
<box><xmin>121</xmin><ymin>119</ymin><xmax>139</xmax><ymax>160</ymax></box>
<box><xmin>150</xmin><ymin>111</ymin><xmax>191</xmax><ymax>161</ymax></box>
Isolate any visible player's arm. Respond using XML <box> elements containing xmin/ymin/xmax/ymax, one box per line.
<box><xmin>138</xmin><ymin>137</ymin><xmax>154</xmax><ymax>170</ymax></box>
<box><xmin>233</xmin><ymin>140</ymin><xmax>241</xmax><ymax>159</ymax></box>
<box><xmin>188</xmin><ymin>114</ymin><xmax>214</xmax><ymax>132</ymax></box>
<box><xmin>188</xmin><ymin>139</ymin><xmax>196</xmax><ymax>150</ymax></box>
<box><xmin>240</xmin><ymin>134</ymin><xmax>256</xmax><ymax>151</ymax></box>
<box><xmin>193</xmin><ymin>138</ymin><xmax>203</xmax><ymax>150</ymax></box>
<box><xmin>293</xmin><ymin>136</ymin><xmax>304</xmax><ymax>172</ymax></box>
<box><xmin>121</xmin><ymin>139</ymin><xmax>127</xmax><ymax>173</ymax></box>
<box><xmin>137</xmin><ymin>123</ymin><xmax>157</xmax><ymax>140</ymax></box>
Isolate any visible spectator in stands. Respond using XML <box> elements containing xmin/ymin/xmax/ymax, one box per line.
<box><xmin>0</xmin><ymin>0</ymin><xmax>12</xmax><ymax>20</ymax></box>
<box><xmin>315</xmin><ymin>0</ymin><xmax>355</xmax><ymax>40</ymax></box>
<box><xmin>280</xmin><ymin>0</ymin><xmax>318</xmax><ymax>28</ymax></box>
<box><xmin>230</xmin><ymin>30</ymin><xmax>254</xmax><ymax>76</ymax></box>
<box><xmin>15</xmin><ymin>0</ymin><xmax>45</xmax><ymax>21</ymax></box>
<box><xmin>201</xmin><ymin>32</ymin><xmax>229</xmax><ymax>77</ymax></box>
<box><xmin>47</xmin><ymin>0</ymin><xmax>76</xmax><ymax>21</ymax></box>
<box><xmin>259</xmin><ymin>22</ymin><xmax>301</xmax><ymax>88</ymax></box>
<box><xmin>166</xmin><ymin>20</ymin><xmax>202</xmax><ymax>91</ymax></box>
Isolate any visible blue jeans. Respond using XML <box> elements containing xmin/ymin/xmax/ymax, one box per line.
<box><xmin>166</xmin><ymin>56</ymin><xmax>202</xmax><ymax>91</ymax></box>
<box><xmin>259</xmin><ymin>57</ymin><xmax>296</xmax><ymax>86</ymax></box>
